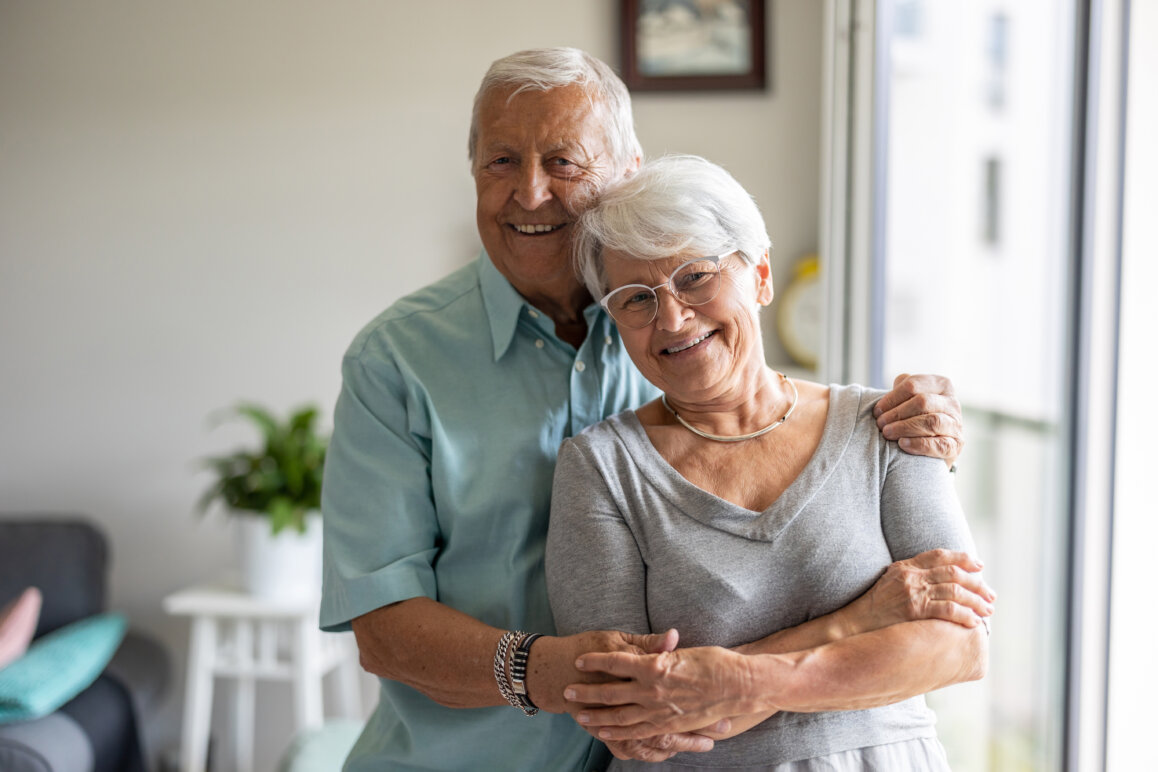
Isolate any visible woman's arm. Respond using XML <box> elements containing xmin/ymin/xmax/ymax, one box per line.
<box><xmin>566</xmin><ymin>617</ymin><xmax>987</xmax><ymax>741</ymax></box>
<box><xmin>695</xmin><ymin>547</ymin><xmax>993</xmax><ymax>741</ymax></box>
<box><xmin>736</xmin><ymin>547</ymin><xmax>994</xmax><ymax>657</ymax></box>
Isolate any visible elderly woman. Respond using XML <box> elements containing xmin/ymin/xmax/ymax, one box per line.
<box><xmin>545</xmin><ymin>155</ymin><xmax>991</xmax><ymax>770</ymax></box>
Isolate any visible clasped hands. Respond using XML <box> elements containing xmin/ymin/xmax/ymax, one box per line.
<box><xmin>558</xmin><ymin>549</ymin><xmax>995</xmax><ymax>763</ymax></box>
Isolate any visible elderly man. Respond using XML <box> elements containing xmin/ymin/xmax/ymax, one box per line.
<box><xmin>320</xmin><ymin>48</ymin><xmax>968</xmax><ymax>771</ymax></box>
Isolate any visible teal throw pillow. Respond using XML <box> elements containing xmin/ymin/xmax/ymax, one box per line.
<box><xmin>0</xmin><ymin>612</ymin><xmax>127</xmax><ymax>724</ymax></box>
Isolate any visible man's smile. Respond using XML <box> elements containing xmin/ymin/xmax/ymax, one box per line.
<box><xmin>511</xmin><ymin>223</ymin><xmax>565</xmax><ymax>234</ymax></box>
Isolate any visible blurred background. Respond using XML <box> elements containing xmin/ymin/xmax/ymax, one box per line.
<box><xmin>1</xmin><ymin>1</ymin><xmax>1153</xmax><ymax>770</ymax></box>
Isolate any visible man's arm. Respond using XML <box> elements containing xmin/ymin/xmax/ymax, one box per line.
<box><xmin>351</xmin><ymin>598</ymin><xmax>506</xmax><ymax>708</ymax></box>
<box><xmin>351</xmin><ymin>596</ymin><xmax>678</xmax><ymax>712</ymax></box>
<box><xmin>350</xmin><ymin>597</ymin><xmax>716</xmax><ymax>762</ymax></box>
<box><xmin>875</xmin><ymin>373</ymin><xmax>964</xmax><ymax>465</ymax></box>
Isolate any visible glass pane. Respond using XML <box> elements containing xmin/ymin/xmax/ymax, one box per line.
<box><xmin>879</xmin><ymin>1</ymin><xmax>1075</xmax><ymax>769</ymax></box>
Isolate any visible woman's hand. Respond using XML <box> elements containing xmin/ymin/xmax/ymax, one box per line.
<box><xmin>874</xmin><ymin>373</ymin><xmax>963</xmax><ymax>464</ymax></box>
<box><xmin>565</xmin><ymin>639</ymin><xmax>766</xmax><ymax>740</ymax></box>
<box><xmin>602</xmin><ymin>732</ymin><xmax>723</xmax><ymax>763</ymax></box>
<box><xmin>839</xmin><ymin>549</ymin><xmax>995</xmax><ymax>636</ymax></box>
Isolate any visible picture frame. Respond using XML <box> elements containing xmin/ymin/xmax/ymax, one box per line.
<box><xmin>620</xmin><ymin>0</ymin><xmax>768</xmax><ymax>92</ymax></box>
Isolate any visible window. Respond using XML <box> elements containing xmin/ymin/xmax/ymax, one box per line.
<box><xmin>879</xmin><ymin>4</ymin><xmax>1074</xmax><ymax>768</ymax></box>
<box><xmin>820</xmin><ymin>1</ymin><xmax>1082</xmax><ymax>768</ymax></box>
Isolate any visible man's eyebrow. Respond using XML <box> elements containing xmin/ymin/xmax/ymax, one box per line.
<box><xmin>478</xmin><ymin>141</ymin><xmax>515</xmax><ymax>155</ymax></box>
<box><xmin>544</xmin><ymin>140</ymin><xmax>593</xmax><ymax>158</ymax></box>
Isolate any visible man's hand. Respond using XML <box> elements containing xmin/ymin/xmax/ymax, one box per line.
<box><xmin>530</xmin><ymin>628</ymin><xmax>716</xmax><ymax>760</ymax></box>
<box><xmin>565</xmin><ymin>638</ymin><xmax>760</xmax><ymax>740</ymax></box>
<box><xmin>874</xmin><ymin>373</ymin><xmax>964</xmax><ymax>466</ymax></box>
<box><xmin>526</xmin><ymin>629</ymin><xmax>678</xmax><ymax>714</ymax></box>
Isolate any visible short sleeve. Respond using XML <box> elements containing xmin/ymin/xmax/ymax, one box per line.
<box><xmin>319</xmin><ymin>347</ymin><xmax>439</xmax><ymax>632</ymax></box>
<box><xmin>545</xmin><ymin>437</ymin><xmax>650</xmax><ymax>636</ymax></box>
<box><xmin>879</xmin><ymin>448</ymin><xmax>977</xmax><ymax>562</ymax></box>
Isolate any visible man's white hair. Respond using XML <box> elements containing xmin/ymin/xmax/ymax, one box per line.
<box><xmin>467</xmin><ymin>47</ymin><xmax>642</xmax><ymax>174</ymax></box>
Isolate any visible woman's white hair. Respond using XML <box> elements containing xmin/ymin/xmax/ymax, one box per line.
<box><xmin>573</xmin><ymin>154</ymin><xmax>773</xmax><ymax>298</ymax></box>
<box><xmin>468</xmin><ymin>47</ymin><xmax>642</xmax><ymax>174</ymax></box>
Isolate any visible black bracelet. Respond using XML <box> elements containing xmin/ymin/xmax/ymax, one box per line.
<box><xmin>509</xmin><ymin>633</ymin><xmax>542</xmax><ymax>715</ymax></box>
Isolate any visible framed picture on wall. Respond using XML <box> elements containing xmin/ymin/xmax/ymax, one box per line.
<box><xmin>620</xmin><ymin>0</ymin><xmax>768</xmax><ymax>92</ymax></box>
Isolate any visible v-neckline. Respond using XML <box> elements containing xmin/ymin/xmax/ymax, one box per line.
<box><xmin>609</xmin><ymin>384</ymin><xmax>864</xmax><ymax>542</ymax></box>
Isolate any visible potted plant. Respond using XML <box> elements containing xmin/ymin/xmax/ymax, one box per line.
<box><xmin>198</xmin><ymin>403</ymin><xmax>329</xmax><ymax>600</ymax></box>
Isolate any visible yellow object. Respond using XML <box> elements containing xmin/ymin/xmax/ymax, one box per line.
<box><xmin>776</xmin><ymin>254</ymin><xmax>822</xmax><ymax>369</ymax></box>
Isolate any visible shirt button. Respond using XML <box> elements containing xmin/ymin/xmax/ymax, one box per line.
<box><xmin>575</xmin><ymin>361</ymin><xmax>586</xmax><ymax>372</ymax></box>
<box><xmin>604</xmin><ymin>336</ymin><xmax>613</xmax><ymax>346</ymax></box>
<box><xmin>535</xmin><ymin>339</ymin><xmax>545</xmax><ymax>349</ymax></box>
<box><xmin>528</xmin><ymin>309</ymin><xmax>540</xmax><ymax>319</ymax></box>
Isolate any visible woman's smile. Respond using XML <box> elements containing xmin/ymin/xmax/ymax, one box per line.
<box><xmin>660</xmin><ymin>329</ymin><xmax>718</xmax><ymax>356</ymax></box>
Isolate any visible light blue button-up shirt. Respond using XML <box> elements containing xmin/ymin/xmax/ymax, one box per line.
<box><xmin>320</xmin><ymin>253</ymin><xmax>657</xmax><ymax>771</ymax></box>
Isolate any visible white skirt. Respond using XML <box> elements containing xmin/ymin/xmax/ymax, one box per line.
<box><xmin>608</xmin><ymin>737</ymin><xmax>953</xmax><ymax>771</ymax></box>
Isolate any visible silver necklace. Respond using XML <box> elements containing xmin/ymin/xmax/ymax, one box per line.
<box><xmin>661</xmin><ymin>372</ymin><xmax>798</xmax><ymax>443</ymax></box>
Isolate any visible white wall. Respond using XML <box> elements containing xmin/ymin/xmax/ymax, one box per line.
<box><xmin>0</xmin><ymin>1</ymin><xmax>821</xmax><ymax>767</ymax></box>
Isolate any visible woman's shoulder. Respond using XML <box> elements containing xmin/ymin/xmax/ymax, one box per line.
<box><xmin>566</xmin><ymin>409</ymin><xmax>645</xmax><ymax>454</ymax></box>
<box><xmin>806</xmin><ymin>382</ymin><xmax>894</xmax><ymax>466</ymax></box>
<box><xmin>556</xmin><ymin>410</ymin><xmax>658</xmax><ymax>496</ymax></box>
<box><xmin>825</xmin><ymin>382</ymin><xmax>888</xmax><ymax>424</ymax></box>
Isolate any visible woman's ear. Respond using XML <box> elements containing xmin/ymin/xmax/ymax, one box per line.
<box><xmin>755</xmin><ymin>251</ymin><xmax>775</xmax><ymax>305</ymax></box>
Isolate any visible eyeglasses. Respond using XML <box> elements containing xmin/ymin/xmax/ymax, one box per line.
<box><xmin>598</xmin><ymin>252</ymin><xmax>733</xmax><ymax>329</ymax></box>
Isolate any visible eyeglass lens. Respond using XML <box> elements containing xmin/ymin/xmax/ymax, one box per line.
<box><xmin>604</xmin><ymin>258</ymin><xmax>722</xmax><ymax>328</ymax></box>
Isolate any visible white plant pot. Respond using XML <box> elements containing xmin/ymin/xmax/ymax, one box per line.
<box><xmin>235</xmin><ymin>512</ymin><xmax>322</xmax><ymax>602</ymax></box>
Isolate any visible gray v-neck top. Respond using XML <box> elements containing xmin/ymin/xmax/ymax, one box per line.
<box><xmin>546</xmin><ymin>383</ymin><xmax>974</xmax><ymax>769</ymax></box>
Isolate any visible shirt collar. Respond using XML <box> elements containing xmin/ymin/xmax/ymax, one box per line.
<box><xmin>478</xmin><ymin>251</ymin><xmax>609</xmax><ymax>361</ymax></box>
<box><xmin>479</xmin><ymin>251</ymin><xmax>532</xmax><ymax>361</ymax></box>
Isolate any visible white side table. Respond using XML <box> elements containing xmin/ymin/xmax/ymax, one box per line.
<box><xmin>164</xmin><ymin>581</ymin><xmax>362</xmax><ymax>772</ymax></box>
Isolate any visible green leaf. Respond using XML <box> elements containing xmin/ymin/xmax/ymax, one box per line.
<box><xmin>234</xmin><ymin>404</ymin><xmax>280</xmax><ymax>442</ymax></box>
<box><xmin>196</xmin><ymin>401</ymin><xmax>329</xmax><ymax>528</ymax></box>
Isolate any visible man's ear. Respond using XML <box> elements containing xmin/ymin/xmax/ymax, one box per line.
<box><xmin>755</xmin><ymin>251</ymin><xmax>774</xmax><ymax>305</ymax></box>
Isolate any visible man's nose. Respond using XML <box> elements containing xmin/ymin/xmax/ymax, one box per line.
<box><xmin>514</xmin><ymin>164</ymin><xmax>553</xmax><ymax>210</ymax></box>
<box><xmin>654</xmin><ymin>288</ymin><xmax>693</xmax><ymax>331</ymax></box>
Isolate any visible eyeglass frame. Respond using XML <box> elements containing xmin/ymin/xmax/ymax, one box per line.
<box><xmin>597</xmin><ymin>251</ymin><xmax>738</xmax><ymax>329</ymax></box>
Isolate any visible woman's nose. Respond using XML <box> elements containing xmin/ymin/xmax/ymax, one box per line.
<box><xmin>654</xmin><ymin>288</ymin><xmax>693</xmax><ymax>331</ymax></box>
<box><xmin>514</xmin><ymin>165</ymin><xmax>552</xmax><ymax>210</ymax></box>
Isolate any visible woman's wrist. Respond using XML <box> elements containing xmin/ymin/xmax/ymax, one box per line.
<box><xmin>743</xmin><ymin>651</ymin><xmax>798</xmax><ymax>714</ymax></box>
<box><xmin>828</xmin><ymin>603</ymin><xmax>863</xmax><ymax>640</ymax></box>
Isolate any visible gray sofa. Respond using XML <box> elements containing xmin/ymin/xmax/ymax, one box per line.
<box><xmin>0</xmin><ymin>517</ymin><xmax>170</xmax><ymax>772</ymax></box>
